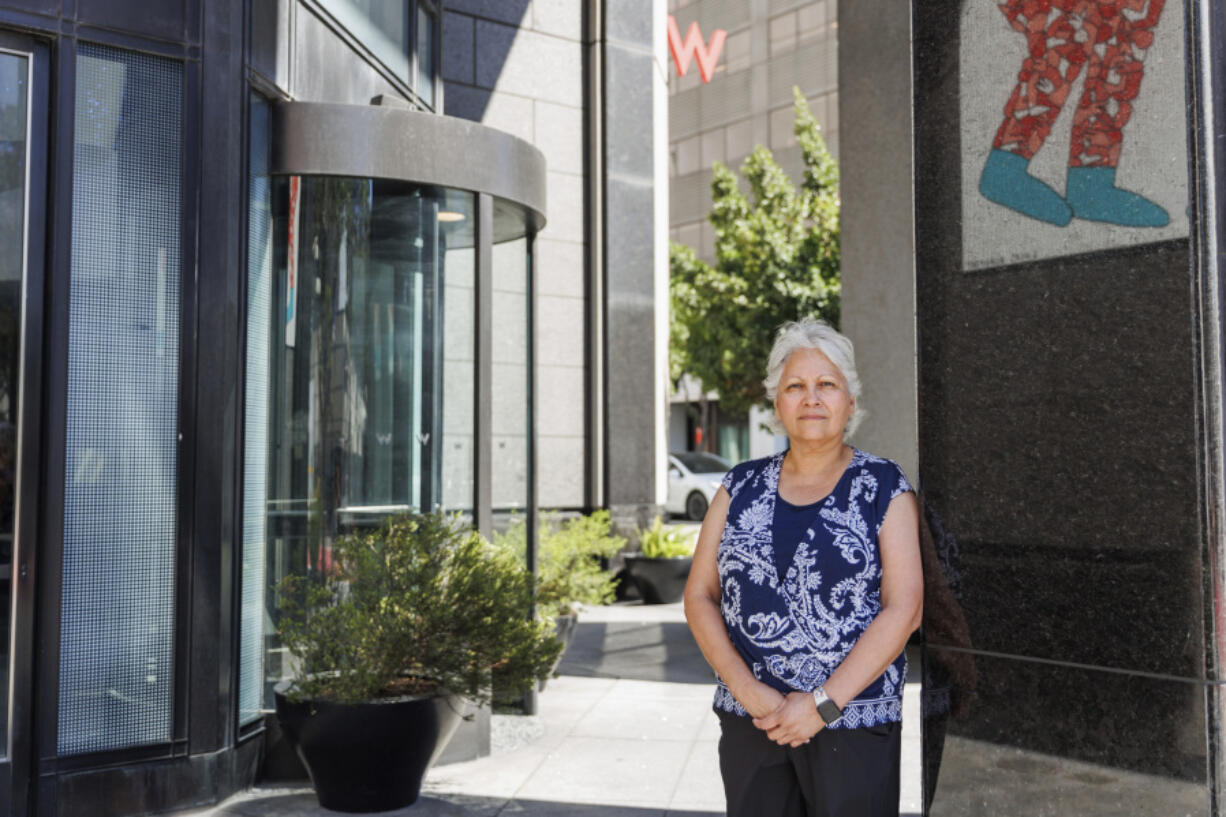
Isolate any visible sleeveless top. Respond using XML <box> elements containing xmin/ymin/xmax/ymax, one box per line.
<box><xmin>713</xmin><ymin>448</ymin><xmax>913</xmax><ymax>729</ymax></box>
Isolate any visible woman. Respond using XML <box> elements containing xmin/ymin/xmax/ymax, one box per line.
<box><xmin>684</xmin><ymin>318</ymin><xmax>923</xmax><ymax>817</ymax></box>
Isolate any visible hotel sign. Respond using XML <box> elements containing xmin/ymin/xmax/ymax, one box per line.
<box><xmin>667</xmin><ymin>15</ymin><xmax>725</xmax><ymax>84</ymax></box>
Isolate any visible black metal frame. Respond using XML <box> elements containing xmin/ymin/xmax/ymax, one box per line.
<box><xmin>0</xmin><ymin>28</ymin><xmax>48</xmax><ymax>817</ymax></box>
<box><xmin>231</xmin><ymin>93</ymin><xmax>265</xmax><ymax>736</ymax></box>
<box><xmin>32</xmin><ymin>31</ymin><xmax>75</xmax><ymax>814</ymax></box>
<box><xmin>522</xmin><ymin>229</ymin><xmax>538</xmax><ymax>715</ymax></box>
<box><xmin>422</xmin><ymin>190</ymin><xmax>444</xmax><ymax>511</ymax></box>
<box><xmin>1187</xmin><ymin>0</ymin><xmax>1226</xmax><ymax>813</ymax></box>
<box><xmin>0</xmin><ymin>2</ymin><xmax>257</xmax><ymax>814</ymax></box>
<box><xmin>582</xmin><ymin>0</ymin><xmax>604</xmax><ymax>513</ymax></box>
<box><xmin>475</xmin><ymin>193</ymin><xmax>494</xmax><ymax>536</ymax></box>
<box><xmin>36</xmin><ymin>31</ymin><xmax>201</xmax><ymax>796</ymax></box>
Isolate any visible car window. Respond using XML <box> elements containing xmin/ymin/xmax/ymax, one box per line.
<box><xmin>673</xmin><ymin>452</ymin><xmax>731</xmax><ymax>474</ymax></box>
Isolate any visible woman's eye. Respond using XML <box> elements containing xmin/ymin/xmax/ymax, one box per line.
<box><xmin>820</xmin><ymin>380</ymin><xmax>837</xmax><ymax>388</ymax></box>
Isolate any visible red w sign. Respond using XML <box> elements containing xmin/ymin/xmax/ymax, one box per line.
<box><xmin>667</xmin><ymin>15</ymin><xmax>726</xmax><ymax>84</ymax></box>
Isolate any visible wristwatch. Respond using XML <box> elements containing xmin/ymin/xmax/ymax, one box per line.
<box><xmin>812</xmin><ymin>686</ymin><xmax>843</xmax><ymax>726</ymax></box>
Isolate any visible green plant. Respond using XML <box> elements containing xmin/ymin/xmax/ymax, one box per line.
<box><xmin>637</xmin><ymin>516</ymin><xmax>696</xmax><ymax>559</ymax></box>
<box><xmin>670</xmin><ymin>87</ymin><xmax>840</xmax><ymax>419</ymax></box>
<box><xmin>277</xmin><ymin>510</ymin><xmax>562</xmax><ymax>705</ymax></box>
<box><xmin>494</xmin><ymin>511</ymin><xmax>625</xmax><ymax>618</ymax></box>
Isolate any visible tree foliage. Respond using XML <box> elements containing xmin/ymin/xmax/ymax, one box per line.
<box><xmin>493</xmin><ymin>510</ymin><xmax>625</xmax><ymax>618</ymax></box>
<box><xmin>670</xmin><ymin>88</ymin><xmax>840</xmax><ymax>417</ymax></box>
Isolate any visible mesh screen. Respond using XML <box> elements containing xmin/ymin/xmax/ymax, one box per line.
<box><xmin>58</xmin><ymin>44</ymin><xmax>182</xmax><ymax>756</ymax></box>
<box><xmin>240</xmin><ymin>97</ymin><xmax>271</xmax><ymax>723</ymax></box>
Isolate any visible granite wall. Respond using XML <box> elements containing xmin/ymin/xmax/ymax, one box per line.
<box><xmin>443</xmin><ymin>0</ymin><xmax>589</xmax><ymax>509</ymax></box>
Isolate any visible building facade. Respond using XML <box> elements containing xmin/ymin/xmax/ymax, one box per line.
<box><xmin>666</xmin><ymin>0</ymin><xmax>837</xmax><ymax>466</ymax></box>
<box><xmin>668</xmin><ymin>0</ymin><xmax>838</xmax><ymax>262</ymax></box>
<box><xmin>0</xmin><ymin>1</ymin><xmax>668</xmax><ymax>815</ymax></box>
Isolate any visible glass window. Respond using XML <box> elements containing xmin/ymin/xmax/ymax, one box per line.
<box><xmin>59</xmin><ymin>44</ymin><xmax>182</xmax><ymax>756</ymax></box>
<box><xmin>701</xmin><ymin>128</ymin><xmax>725</xmax><ymax>168</ymax></box>
<box><xmin>440</xmin><ymin>191</ymin><xmax>474</xmax><ymax>513</ymax></box>
<box><xmin>724</xmin><ymin>29</ymin><xmax>751</xmax><ymax>74</ymax></box>
<box><xmin>240</xmin><ymin>94</ymin><xmax>272</xmax><ymax>727</ymax></box>
<box><xmin>490</xmin><ymin>200</ymin><xmax>531</xmax><ymax>531</ymax></box>
<box><xmin>0</xmin><ymin>47</ymin><xmax>29</xmax><ymax>754</ymax></box>
<box><xmin>726</xmin><ymin>118</ymin><xmax>754</xmax><ymax>162</ymax></box>
<box><xmin>676</xmin><ymin>135</ymin><xmax>700</xmax><ymax>175</ymax></box>
<box><xmin>798</xmin><ymin>3</ymin><xmax>823</xmax><ymax>41</ymax></box>
<box><xmin>700</xmin><ymin>220</ymin><xmax>715</xmax><ymax>259</ymax></box>
<box><xmin>770</xmin><ymin>105</ymin><xmax>796</xmax><ymax>149</ymax></box>
<box><xmin>320</xmin><ymin>0</ymin><xmax>410</xmax><ymax>82</ymax></box>
<box><xmin>258</xmin><ymin>179</ymin><xmax>475</xmax><ymax>703</ymax></box>
<box><xmin>678</xmin><ymin>221</ymin><xmax>701</xmax><ymax>251</ymax></box>
<box><xmin>769</xmin><ymin>12</ymin><xmax>796</xmax><ymax>56</ymax></box>
<box><xmin>416</xmin><ymin>3</ymin><xmax>437</xmax><ymax>108</ymax></box>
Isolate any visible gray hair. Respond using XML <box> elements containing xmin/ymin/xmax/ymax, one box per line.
<box><xmin>763</xmin><ymin>317</ymin><xmax>864</xmax><ymax>437</ymax></box>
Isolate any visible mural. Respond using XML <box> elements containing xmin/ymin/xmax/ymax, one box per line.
<box><xmin>961</xmin><ymin>0</ymin><xmax>1187</xmax><ymax>271</ymax></box>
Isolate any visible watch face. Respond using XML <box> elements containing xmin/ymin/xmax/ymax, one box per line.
<box><xmin>817</xmin><ymin>699</ymin><xmax>842</xmax><ymax>725</ymax></box>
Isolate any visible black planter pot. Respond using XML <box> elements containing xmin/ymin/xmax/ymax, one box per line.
<box><xmin>274</xmin><ymin>685</ymin><xmax>464</xmax><ymax>813</ymax></box>
<box><xmin>624</xmin><ymin>555</ymin><xmax>693</xmax><ymax>604</ymax></box>
<box><xmin>554</xmin><ymin>612</ymin><xmax>578</xmax><ymax>652</ymax></box>
<box><xmin>539</xmin><ymin>613</ymin><xmax>578</xmax><ymax>691</ymax></box>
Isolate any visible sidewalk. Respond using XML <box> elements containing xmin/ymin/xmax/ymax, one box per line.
<box><xmin>201</xmin><ymin>602</ymin><xmax>922</xmax><ymax>816</ymax></box>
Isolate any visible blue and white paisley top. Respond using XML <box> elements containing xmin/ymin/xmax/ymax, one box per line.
<box><xmin>714</xmin><ymin>448</ymin><xmax>913</xmax><ymax>729</ymax></box>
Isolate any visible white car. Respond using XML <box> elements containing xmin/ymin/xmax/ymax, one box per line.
<box><xmin>667</xmin><ymin>451</ymin><xmax>732</xmax><ymax>521</ymax></box>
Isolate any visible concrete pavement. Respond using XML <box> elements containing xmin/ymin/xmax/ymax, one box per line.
<box><xmin>198</xmin><ymin>602</ymin><xmax>922</xmax><ymax>816</ymax></box>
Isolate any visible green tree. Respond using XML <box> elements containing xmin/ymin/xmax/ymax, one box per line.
<box><xmin>670</xmin><ymin>88</ymin><xmax>840</xmax><ymax>419</ymax></box>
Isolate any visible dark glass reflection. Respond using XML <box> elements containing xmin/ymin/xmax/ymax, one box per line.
<box><xmin>320</xmin><ymin>0</ymin><xmax>410</xmax><ymax>80</ymax></box>
<box><xmin>416</xmin><ymin>4</ymin><xmax>436</xmax><ymax>108</ymax></box>
<box><xmin>0</xmin><ymin>50</ymin><xmax>27</xmax><ymax>754</ymax></box>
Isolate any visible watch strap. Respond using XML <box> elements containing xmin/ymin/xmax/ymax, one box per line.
<box><xmin>812</xmin><ymin>687</ymin><xmax>843</xmax><ymax>725</ymax></box>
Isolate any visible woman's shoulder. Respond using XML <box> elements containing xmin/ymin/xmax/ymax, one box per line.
<box><xmin>850</xmin><ymin>448</ymin><xmax>914</xmax><ymax>498</ymax></box>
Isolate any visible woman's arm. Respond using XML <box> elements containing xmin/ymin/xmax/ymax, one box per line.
<box><xmin>753</xmin><ymin>490</ymin><xmax>924</xmax><ymax>746</ymax></box>
<box><xmin>684</xmin><ymin>486</ymin><xmax>786</xmax><ymax>719</ymax></box>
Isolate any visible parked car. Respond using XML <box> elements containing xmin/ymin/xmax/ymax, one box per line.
<box><xmin>667</xmin><ymin>451</ymin><xmax>731</xmax><ymax>521</ymax></box>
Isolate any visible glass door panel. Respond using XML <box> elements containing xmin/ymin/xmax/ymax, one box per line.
<box><xmin>0</xmin><ymin>47</ymin><xmax>29</xmax><ymax>755</ymax></box>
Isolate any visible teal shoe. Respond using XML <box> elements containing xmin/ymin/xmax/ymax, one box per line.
<box><xmin>1065</xmin><ymin>166</ymin><xmax>1170</xmax><ymax>227</ymax></box>
<box><xmin>978</xmin><ymin>148</ymin><xmax>1073</xmax><ymax>226</ymax></box>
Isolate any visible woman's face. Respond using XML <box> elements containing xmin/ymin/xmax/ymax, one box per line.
<box><xmin>773</xmin><ymin>347</ymin><xmax>854</xmax><ymax>445</ymax></box>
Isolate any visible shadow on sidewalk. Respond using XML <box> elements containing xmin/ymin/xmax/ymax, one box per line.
<box><xmin>556</xmin><ymin>621</ymin><xmax>713</xmax><ymax>684</ymax></box>
<box><xmin>218</xmin><ymin>789</ymin><xmax>723</xmax><ymax>816</ymax></box>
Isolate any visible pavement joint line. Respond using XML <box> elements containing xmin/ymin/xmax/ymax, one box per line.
<box><xmin>503</xmin><ymin>673</ymin><xmax>613</xmax><ymax>802</ymax></box>
<box><xmin>663</xmin><ymin>736</ymin><xmax>706</xmax><ymax>809</ymax></box>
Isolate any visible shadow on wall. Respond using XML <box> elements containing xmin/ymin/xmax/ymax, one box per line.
<box><xmin>443</xmin><ymin>0</ymin><xmax>533</xmax><ymax>123</ymax></box>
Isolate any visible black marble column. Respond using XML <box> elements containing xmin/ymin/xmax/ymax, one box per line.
<box><xmin>909</xmin><ymin>2</ymin><xmax>1215</xmax><ymax>815</ymax></box>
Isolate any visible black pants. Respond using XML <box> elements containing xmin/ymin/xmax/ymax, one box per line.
<box><xmin>717</xmin><ymin>711</ymin><xmax>901</xmax><ymax>817</ymax></box>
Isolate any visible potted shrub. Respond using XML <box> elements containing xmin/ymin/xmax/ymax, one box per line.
<box><xmin>274</xmin><ymin>511</ymin><xmax>561</xmax><ymax>813</ymax></box>
<box><xmin>624</xmin><ymin>516</ymin><xmax>696</xmax><ymax>604</ymax></box>
<box><xmin>494</xmin><ymin>511</ymin><xmax>624</xmax><ymax>677</ymax></box>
